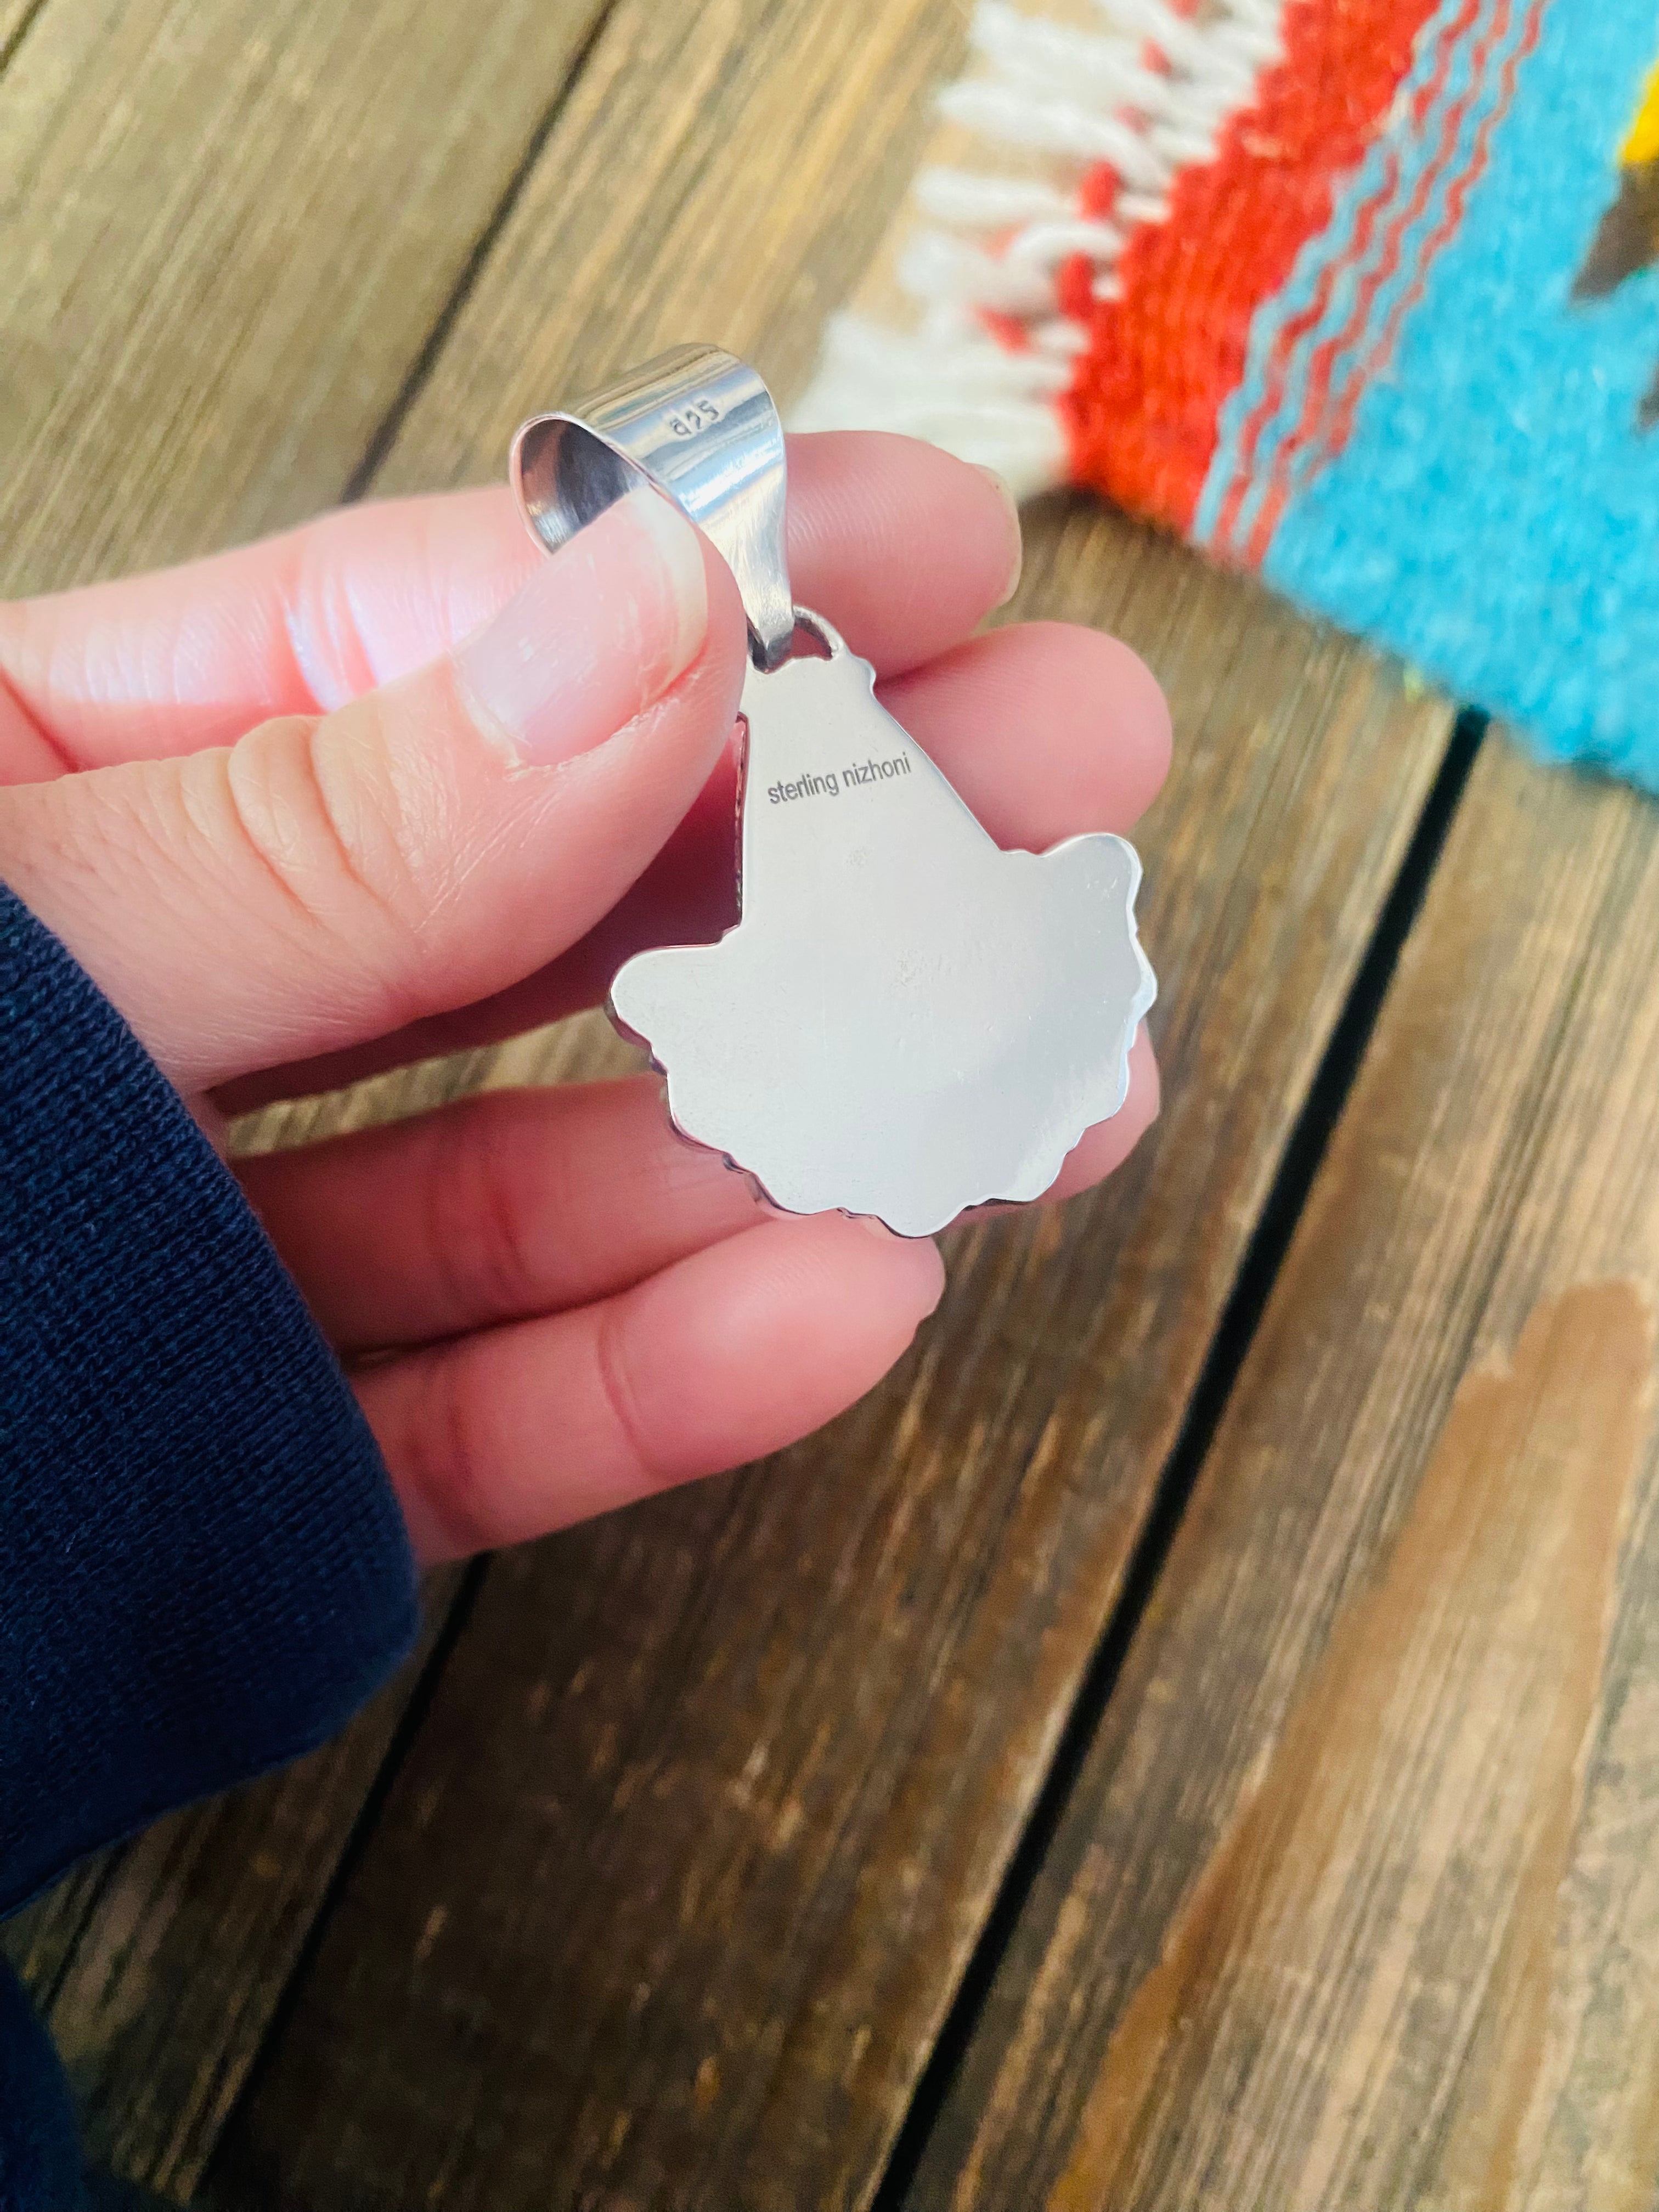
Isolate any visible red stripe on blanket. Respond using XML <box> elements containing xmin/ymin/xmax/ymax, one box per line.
<box><xmin>1243</xmin><ymin>0</ymin><xmax>1547</xmax><ymax>561</ymax></box>
<box><xmin>1211</xmin><ymin>0</ymin><xmax>1483</xmax><ymax>558</ymax></box>
<box><xmin>1062</xmin><ymin>0</ymin><xmax>1444</xmax><ymax>534</ymax></box>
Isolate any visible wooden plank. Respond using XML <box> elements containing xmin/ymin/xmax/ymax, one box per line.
<box><xmin>904</xmin><ymin>737</ymin><xmax>1659</xmax><ymax>2211</ymax></box>
<box><xmin>188</xmin><ymin>13</ymin><xmax>1459</xmax><ymax>2181</ymax></box>
<box><xmin>370</xmin><ymin>0</ymin><xmax>975</xmax><ymax>494</ymax></box>
<box><xmin>0</xmin><ymin>0</ymin><xmax>606</xmax><ymax>2192</ymax></box>
<box><xmin>0</xmin><ymin>0</ymin><xmax>607</xmax><ymax>596</ymax></box>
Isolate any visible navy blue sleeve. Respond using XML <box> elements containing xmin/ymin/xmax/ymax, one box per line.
<box><xmin>1</xmin><ymin>881</ymin><xmax>420</xmax><ymax>2203</ymax></box>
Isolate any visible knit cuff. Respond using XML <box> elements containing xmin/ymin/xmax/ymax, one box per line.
<box><xmin>0</xmin><ymin>882</ymin><xmax>419</xmax><ymax>1909</ymax></box>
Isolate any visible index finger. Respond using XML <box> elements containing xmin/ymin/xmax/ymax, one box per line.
<box><xmin>0</xmin><ymin>432</ymin><xmax>1020</xmax><ymax>779</ymax></box>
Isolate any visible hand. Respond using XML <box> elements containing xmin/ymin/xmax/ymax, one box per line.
<box><xmin>0</xmin><ymin>433</ymin><xmax>1167</xmax><ymax>1561</ymax></box>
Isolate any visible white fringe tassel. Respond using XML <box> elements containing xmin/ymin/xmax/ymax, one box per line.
<box><xmin>792</xmin><ymin>0</ymin><xmax>1285</xmax><ymax>499</ymax></box>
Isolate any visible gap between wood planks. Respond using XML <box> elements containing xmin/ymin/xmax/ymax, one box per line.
<box><xmin>870</xmin><ymin>703</ymin><xmax>1489</xmax><ymax>2212</ymax></box>
<box><xmin>339</xmin><ymin>0</ymin><xmax>624</xmax><ymax>503</ymax></box>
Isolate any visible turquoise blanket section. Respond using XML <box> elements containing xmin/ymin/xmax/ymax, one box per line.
<box><xmin>1259</xmin><ymin>3</ymin><xmax>1659</xmax><ymax>789</ymax></box>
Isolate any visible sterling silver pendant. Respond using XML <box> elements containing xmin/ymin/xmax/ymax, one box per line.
<box><xmin>512</xmin><ymin>346</ymin><xmax>1156</xmax><ymax>1238</ymax></box>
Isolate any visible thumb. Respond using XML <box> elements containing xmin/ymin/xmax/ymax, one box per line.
<box><xmin>0</xmin><ymin>489</ymin><xmax>743</xmax><ymax>1092</ymax></box>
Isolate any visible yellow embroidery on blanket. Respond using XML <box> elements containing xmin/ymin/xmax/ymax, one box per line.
<box><xmin>1622</xmin><ymin>62</ymin><xmax>1659</xmax><ymax>167</ymax></box>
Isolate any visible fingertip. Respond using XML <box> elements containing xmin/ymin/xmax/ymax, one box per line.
<box><xmin>617</xmin><ymin>1209</ymin><xmax>944</xmax><ymax>1481</ymax></box>
<box><xmin>784</xmin><ymin>430</ymin><xmax>1022</xmax><ymax>674</ymax></box>
<box><xmin>856</xmin><ymin>1215</ymin><xmax>948</xmax><ymax>1322</ymax></box>
<box><xmin>972</xmin><ymin>463</ymin><xmax>1024</xmax><ymax>606</ymax></box>
<box><xmin>1102</xmin><ymin>632</ymin><xmax>1172</xmax><ymax>813</ymax></box>
<box><xmin>1113</xmin><ymin>1025</ymin><xmax>1160</xmax><ymax>1160</ymax></box>
<box><xmin>450</xmin><ymin>490</ymin><xmax>712</xmax><ymax>766</ymax></box>
<box><xmin>287</xmin><ymin>486</ymin><xmax>541</xmax><ymax>711</ymax></box>
<box><xmin>1025</xmin><ymin>620</ymin><xmax>1170</xmax><ymax>827</ymax></box>
<box><xmin>724</xmin><ymin>1208</ymin><xmax>944</xmax><ymax>1363</ymax></box>
<box><xmin>879</xmin><ymin>620</ymin><xmax>1172</xmax><ymax>847</ymax></box>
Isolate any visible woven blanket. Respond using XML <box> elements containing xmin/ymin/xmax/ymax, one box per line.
<box><xmin>795</xmin><ymin>0</ymin><xmax>1659</xmax><ymax>791</ymax></box>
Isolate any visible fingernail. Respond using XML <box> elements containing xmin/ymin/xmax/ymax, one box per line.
<box><xmin>975</xmin><ymin>464</ymin><xmax>1024</xmax><ymax>607</ymax></box>
<box><xmin>455</xmin><ymin>486</ymin><xmax>707</xmax><ymax>766</ymax></box>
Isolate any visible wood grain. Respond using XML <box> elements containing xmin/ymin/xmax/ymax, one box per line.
<box><xmin>371</xmin><ymin>0</ymin><xmax>974</xmax><ymax>496</ymax></box>
<box><xmin>0</xmin><ymin>0</ymin><xmax>607</xmax><ymax>596</ymax></box>
<box><xmin>907</xmin><ymin>738</ymin><xmax>1659</xmax><ymax>2211</ymax></box>
<box><xmin>193</xmin><ymin>27</ymin><xmax>1458</xmax><ymax>2175</ymax></box>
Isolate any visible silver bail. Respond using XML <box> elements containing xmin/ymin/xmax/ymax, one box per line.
<box><xmin>510</xmin><ymin>343</ymin><xmax>794</xmax><ymax>672</ymax></box>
